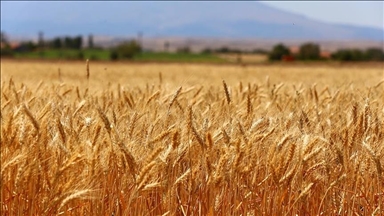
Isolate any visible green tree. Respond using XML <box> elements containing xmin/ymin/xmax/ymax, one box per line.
<box><xmin>88</xmin><ymin>34</ymin><xmax>94</xmax><ymax>49</ymax></box>
<box><xmin>76</xmin><ymin>51</ymin><xmax>85</xmax><ymax>60</ymax></box>
<box><xmin>350</xmin><ymin>49</ymin><xmax>364</xmax><ymax>61</ymax></box>
<box><xmin>73</xmin><ymin>36</ymin><xmax>83</xmax><ymax>50</ymax></box>
<box><xmin>298</xmin><ymin>43</ymin><xmax>320</xmax><ymax>60</ymax></box>
<box><xmin>63</xmin><ymin>36</ymin><xmax>82</xmax><ymax>49</ymax></box>
<box><xmin>177</xmin><ymin>46</ymin><xmax>191</xmax><ymax>54</ymax></box>
<box><xmin>365</xmin><ymin>48</ymin><xmax>384</xmax><ymax>61</ymax></box>
<box><xmin>331</xmin><ymin>49</ymin><xmax>350</xmax><ymax>61</ymax></box>
<box><xmin>331</xmin><ymin>49</ymin><xmax>366</xmax><ymax>61</ymax></box>
<box><xmin>112</xmin><ymin>40</ymin><xmax>142</xmax><ymax>60</ymax></box>
<box><xmin>110</xmin><ymin>50</ymin><xmax>119</xmax><ymax>61</ymax></box>
<box><xmin>201</xmin><ymin>48</ymin><xmax>212</xmax><ymax>54</ymax></box>
<box><xmin>0</xmin><ymin>44</ymin><xmax>13</xmax><ymax>57</ymax></box>
<box><xmin>64</xmin><ymin>37</ymin><xmax>73</xmax><ymax>49</ymax></box>
<box><xmin>1</xmin><ymin>31</ymin><xmax>17</xmax><ymax>57</ymax></box>
<box><xmin>216</xmin><ymin>47</ymin><xmax>231</xmax><ymax>53</ymax></box>
<box><xmin>52</xmin><ymin>37</ymin><xmax>62</xmax><ymax>49</ymax></box>
<box><xmin>1</xmin><ymin>31</ymin><xmax>9</xmax><ymax>44</ymax></box>
<box><xmin>268</xmin><ymin>44</ymin><xmax>290</xmax><ymax>61</ymax></box>
<box><xmin>18</xmin><ymin>41</ymin><xmax>37</xmax><ymax>52</ymax></box>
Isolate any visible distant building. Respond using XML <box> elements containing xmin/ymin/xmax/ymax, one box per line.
<box><xmin>289</xmin><ymin>46</ymin><xmax>300</xmax><ymax>55</ymax></box>
<box><xmin>282</xmin><ymin>55</ymin><xmax>295</xmax><ymax>62</ymax></box>
<box><xmin>289</xmin><ymin>46</ymin><xmax>332</xmax><ymax>60</ymax></box>
<box><xmin>320</xmin><ymin>50</ymin><xmax>331</xmax><ymax>59</ymax></box>
<box><xmin>1</xmin><ymin>41</ymin><xmax>21</xmax><ymax>49</ymax></box>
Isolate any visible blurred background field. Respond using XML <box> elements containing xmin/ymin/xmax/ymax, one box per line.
<box><xmin>2</xmin><ymin>59</ymin><xmax>383</xmax><ymax>90</ymax></box>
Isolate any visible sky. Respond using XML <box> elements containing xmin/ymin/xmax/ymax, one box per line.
<box><xmin>1</xmin><ymin>1</ymin><xmax>383</xmax><ymax>29</ymax></box>
<box><xmin>261</xmin><ymin>1</ymin><xmax>383</xmax><ymax>29</ymax></box>
<box><xmin>1</xmin><ymin>1</ymin><xmax>382</xmax><ymax>29</ymax></box>
<box><xmin>0</xmin><ymin>1</ymin><xmax>383</xmax><ymax>40</ymax></box>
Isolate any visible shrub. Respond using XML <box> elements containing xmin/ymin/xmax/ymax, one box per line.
<box><xmin>177</xmin><ymin>46</ymin><xmax>191</xmax><ymax>54</ymax></box>
<box><xmin>268</xmin><ymin>44</ymin><xmax>290</xmax><ymax>61</ymax></box>
<box><xmin>110</xmin><ymin>50</ymin><xmax>119</xmax><ymax>61</ymax></box>
<box><xmin>113</xmin><ymin>40</ymin><xmax>142</xmax><ymax>60</ymax></box>
<box><xmin>0</xmin><ymin>45</ymin><xmax>14</xmax><ymax>57</ymax></box>
<box><xmin>365</xmin><ymin>48</ymin><xmax>384</xmax><ymax>61</ymax></box>
<box><xmin>331</xmin><ymin>49</ymin><xmax>368</xmax><ymax>61</ymax></box>
<box><xmin>77</xmin><ymin>51</ymin><xmax>85</xmax><ymax>60</ymax></box>
<box><xmin>298</xmin><ymin>43</ymin><xmax>320</xmax><ymax>60</ymax></box>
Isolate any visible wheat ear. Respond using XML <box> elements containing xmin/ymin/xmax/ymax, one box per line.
<box><xmin>222</xmin><ymin>80</ymin><xmax>231</xmax><ymax>104</ymax></box>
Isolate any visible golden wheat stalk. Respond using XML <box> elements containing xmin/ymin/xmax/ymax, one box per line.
<box><xmin>169</xmin><ymin>86</ymin><xmax>182</xmax><ymax>110</ymax></box>
<box><xmin>86</xmin><ymin>59</ymin><xmax>90</xmax><ymax>81</ymax></box>
<box><xmin>222</xmin><ymin>80</ymin><xmax>231</xmax><ymax>104</ymax></box>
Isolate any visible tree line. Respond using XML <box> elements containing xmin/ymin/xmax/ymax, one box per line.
<box><xmin>1</xmin><ymin>31</ymin><xmax>383</xmax><ymax>62</ymax></box>
<box><xmin>0</xmin><ymin>32</ymin><xmax>142</xmax><ymax>60</ymax></box>
<box><xmin>268</xmin><ymin>43</ymin><xmax>384</xmax><ymax>62</ymax></box>
<box><xmin>49</xmin><ymin>36</ymin><xmax>84</xmax><ymax>49</ymax></box>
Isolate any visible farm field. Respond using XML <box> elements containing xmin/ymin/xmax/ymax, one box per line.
<box><xmin>11</xmin><ymin>49</ymin><xmax>228</xmax><ymax>63</ymax></box>
<box><xmin>1</xmin><ymin>59</ymin><xmax>383</xmax><ymax>215</ymax></box>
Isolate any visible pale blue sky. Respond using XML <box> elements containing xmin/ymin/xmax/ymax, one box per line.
<box><xmin>1</xmin><ymin>1</ymin><xmax>383</xmax><ymax>40</ymax></box>
<box><xmin>1</xmin><ymin>1</ymin><xmax>383</xmax><ymax>29</ymax></box>
<box><xmin>261</xmin><ymin>1</ymin><xmax>383</xmax><ymax>29</ymax></box>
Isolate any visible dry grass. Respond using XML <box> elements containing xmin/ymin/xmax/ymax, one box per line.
<box><xmin>1</xmin><ymin>59</ymin><xmax>383</xmax><ymax>215</ymax></box>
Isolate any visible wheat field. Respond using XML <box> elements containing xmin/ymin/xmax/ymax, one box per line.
<box><xmin>1</xmin><ymin>60</ymin><xmax>383</xmax><ymax>215</ymax></box>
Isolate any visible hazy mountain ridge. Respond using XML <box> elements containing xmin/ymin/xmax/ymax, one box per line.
<box><xmin>2</xmin><ymin>2</ymin><xmax>383</xmax><ymax>43</ymax></box>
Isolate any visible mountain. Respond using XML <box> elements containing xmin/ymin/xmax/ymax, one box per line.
<box><xmin>1</xmin><ymin>1</ymin><xmax>383</xmax><ymax>41</ymax></box>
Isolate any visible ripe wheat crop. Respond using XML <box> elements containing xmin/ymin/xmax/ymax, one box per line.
<box><xmin>1</xmin><ymin>60</ymin><xmax>383</xmax><ymax>215</ymax></box>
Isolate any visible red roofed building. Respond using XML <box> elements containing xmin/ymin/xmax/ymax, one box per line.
<box><xmin>320</xmin><ymin>50</ymin><xmax>331</xmax><ymax>59</ymax></box>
